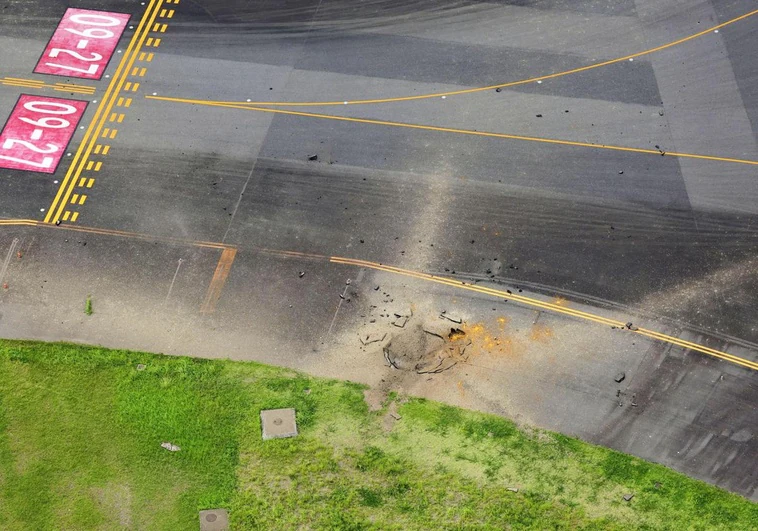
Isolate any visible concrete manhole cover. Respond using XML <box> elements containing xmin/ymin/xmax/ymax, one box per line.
<box><xmin>260</xmin><ymin>408</ymin><xmax>298</xmax><ymax>440</ymax></box>
<box><xmin>199</xmin><ymin>509</ymin><xmax>229</xmax><ymax>531</ymax></box>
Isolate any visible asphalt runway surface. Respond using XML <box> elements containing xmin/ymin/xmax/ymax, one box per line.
<box><xmin>1</xmin><ymin>0</ymin><xmax>758</xmax><ymax>499</ymax></box>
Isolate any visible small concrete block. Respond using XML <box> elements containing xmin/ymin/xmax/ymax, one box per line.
<box><xmin>199</xmin><ymin>509</ymin><xmax>229</xmax><ymax>531</ymax></box>
<box><xmin>261</xmin><ymin>408</ymin><xmax>298</xmax><ymax>440</ymax></box>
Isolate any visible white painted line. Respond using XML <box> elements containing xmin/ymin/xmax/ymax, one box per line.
<box><xmin>31</xmin><ymin>129</ymin><xmax>43</xmax><ymax>140</ymax></box>
<box><xmin>77</xmin><ymin>39</ymin><xmax>88</xmax><ymax>49</ymax></box>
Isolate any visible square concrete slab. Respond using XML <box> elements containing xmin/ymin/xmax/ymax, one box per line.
<box><xmin>199</xmin><ymin>509</ymin><xmax>229</xmax><ymax>531</ymax></box>
<box><xmin>260</xmin><ymin>408</ymin><xmax>298</xmax><ymax>440</ymax></box>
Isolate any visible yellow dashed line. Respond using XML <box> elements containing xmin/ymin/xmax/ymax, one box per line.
<box><xmin>139</xmin><ymin>52</ymin><xmax>146</xmax><ymax>61</ymax></box>
<box><xmin>130</xmin><ymin>82</ymin><xmax>140</xmax><ymax>92</ymax></box>
<box><xmin>152</xmin><ymin>38</ymin><xmax>161</xmax><ymax>47</ymax></box>
<box><xmin>123</xmin><ymin>98</ymin><xmax>132</xmax><ymax>108</ymax></box>
<box><xmin>86</xmin><ymin>161</ymin><xmax>94</xmax><ymax>170</ymax></box>
<box><xmin>124</xmin><ymin>81</ymin><xmax>132</xmax><ymax>91</ymax></box>
<box><xmin>102</xmin><ymin>128</ymin><xmax>110</xmax><ymax>138</ymax></box>
<box><xmin>167</xmin><ymin>9</ymin><xmax>174</xmax><ymax>18</ymax></box>
<box><xmin>146</xmin><ymin>53</ymin><xmax>154</xmax><ymax>62</ymax></box>
<box><xmin>94</xmin><ymin>145</ymin><xmax>102</xmax><ymax>154</ymax></box>
<box><xmin>102</xmin><ymin>145</ymin><xmax>111</xmax><ymax>155</ymax></box>
<box><xmin>116</xmin><ymin>113</ymin><xmax>125</xmax><ymax>123</ymax></box>
<box><xmin>71</xmin><ymin>212</ymin><xmax>79</xmax><ymax>222</ymax></box>
<box><xmin>145</xmin><ymin>38</ymin><xmax>153</xmax><ymax>47</ymax></box>
<box><xmin>78</xmin><ymin>177</ymin><xmax>86</xmax><ymax>187</ymax></box>
<box><xmin>159</xmin><ymin>9</ymin><xmax>167</xmax><ymax>17</ymax></box>
<box><xmin>159</xmin><ymin>23</ymin><xmax>167</xmax><ymax>33</ymax></box>
<box><xmin>109</xmin><ymin>129</ymin><xmax>118</xmax><ymax>139</ymax></box>
<box><xmin>139</xmin><ymin>67</ymin><xmax>147</xmax><ymax>77</ymax></box>
<box><xmin>117</xmin><ymin>97</ymin><xmax>124</xmax><ymax>107</ymax></box>
<box><xmin>86</xmin><ymin>178</ymin><xmax>95</xmax><ymax>188</ymax></box>
<box><xmin>71</xmin><ymin>194</ymin><xmax>79</xmax><ymax>204</ymax></box>
<box><xmin>94</xmin><ymin>161</ymin><xmax>103</xmax><ymax>171</ymax></box>
<box><xmin>62</xmin><ymin>211</ymin><xmax>71</xmax><ymax>221</ymax></box>
<box><xmin>131</xmin><ymin>67</ymin><xmax>139</xmax><ymax>76</ymax></box>
<box><xmin>78</xmin><ymin>195</ymin><xmax>87</xmax><ymax>205</ymax></box>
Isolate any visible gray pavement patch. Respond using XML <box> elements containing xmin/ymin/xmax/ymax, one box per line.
<box><xmin>199</xmin><ymin>509</ymin><xmax>229</xmax><ymax>531</ymax></box>
<box><xmin>261</xmin><ymin>408</ymin><xmax>298</xmax><ymax>440</ymax></box>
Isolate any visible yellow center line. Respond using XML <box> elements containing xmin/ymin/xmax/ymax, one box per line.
<box><xmin>46</xmin><ymin>0</ymin><xmax>165</xmax><ymax>224</ymax></box>
<box><xmin>178</xmin><ymin>9</ymin><xmax>758</xmax><ymax>107</ymax></box>
<box><xmin>329</xmin><ymin>257</ymin><xmax>758</xmax><ymax>371</ymax></box>
<box><xmin>146</xmin><ymin>96</ymin><xmax>758</xmax><ymax>167</ymax></box>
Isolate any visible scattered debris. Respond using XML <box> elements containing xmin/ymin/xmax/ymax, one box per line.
<box><xmin>536</xmin><ymin>114</ymin><xmax>543</xmax><ymax>118</ymax></box>
<box><xmin>618</xmin><ymin>171</ymin><xmax>624</xmax><ymax>175</ymax></box>
<box><xmin>658</xmin><ymin>110</ymin><xmax>665</xmax><ymax>116</ymax></box>
<box><xmin>506</xmin><ymin>487</ymin><xmax>519</xmax><ymax>493</ymax></box>
<box><xmin>495</xmin><ymin>87</ymin><xmax>502</xmax><ymax>92</ymax></box>
<box><xmin>307</xmin><ymin>154</ymin><xmax>318</xmax><ymax>161</ymax></box>
<box><xmin>614</xmin><ymin>372</ymin><xmax>626</xmax><ymax>383</ymax></box>
<box><xmin>389</xmin><ymin>412</ymin><xmax>402</xmax><ymax>420</ymax></box>
<box><xmin>654</xmin><ymin>482</ymin><xmax>661</xmax><ymax>489</ymax></box>
<box><xmin>448</xmin><ymin>328</ymin><xmax>466</xmax><ymax>341</ymax></box>
<box><xmin>374</xmin><ymin>286</ymin><xmax>380</xmax><ymax>290</ymax></box>
<box><xmin>623</xmin><ymin>493</ymin><xmax>634</xmax><ymax>502</ymax></box>
<box><xmin>136</xmin><ymin>364</ymin><xmax>146</xmax><ymax>371</ymax></box>
<box><xmin>298</xmin><ymin>271</ymin><xmax>305</xmax><ymax>278</ymax></box>
<box><xmin>161</xmin><ymin>442</ymin><xmax>181</xmax><ymax>452</ymax></box>
<box><xmin>304</xmin><ymin>388</ymin><xmax>311</xmax><ymax>395</ymax></box>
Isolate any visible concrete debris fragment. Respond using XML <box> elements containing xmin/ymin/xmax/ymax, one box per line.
<box><xmin>623</xmin><ymin>494</ymin><xmax>634</xmax><ymax>502</ymax></box>
<box><xmin>307</xmin><ymin>154</ymin><xmax>318</xmax><ymax>161</ymax></box>
<box><xmin>614</xmin><ymin>372</ymin><xmax>626</xmax><ymax>383</ymax></box>
<box><xmin>161</xmin><ymin>442</ymin><xmax>181</xmax><ymax>452</ymax></box>
<box><xmin>298</xmin><ymin>271</ymin><xmax>305</xmax><ymax>278</ymax></box>
<box><xmin>360</xmin><ymin>333</ymin><xmax>386</xmax><ymax>345</ymax></box>
<box><xmin>506</xmin><ymin>487</ymin><xmax>519</xmax><ymax>493</ymax></box>
<box><xmin>393</xmin><ymin>315</ymin><xmax>409</xmax><ymax>328</ymax></box>
<box><xmin>440</xmin><ymin>313</ymin><xmax>462</xmax><ymax>324</ymax></box>
<box><xmin>390</xmin><ymin>412</ymin><xmax>402</xmax><ymax>420</ymax></box>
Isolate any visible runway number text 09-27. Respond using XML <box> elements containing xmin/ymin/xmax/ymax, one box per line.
<box><xmin>34</xmin><ymin>8</ymin><xmax>130</xmax><ymax>80</ymax></box>
<box><xmin>0</xmin><ymin>95</ymin><xmax>88</xmax><ymax>173</ymax></box>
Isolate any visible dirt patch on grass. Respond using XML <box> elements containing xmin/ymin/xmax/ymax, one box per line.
<box><xmin>363</xmin><ymin>389</ymin><xmax>387</xmax><ymax>412</ymax></box>
<box><xmin>93</xmin><ymin>482</ymin><xmax>133</xmax><ymax>527</ymax></box>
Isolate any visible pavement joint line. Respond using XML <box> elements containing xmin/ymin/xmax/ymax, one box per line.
<box><xmin>45</xmin><ymin>0</ymin><xmax>165</xmax><ymax>225</ymax></box>
<box><xmin>0</xmin><ymin>217</ymin><xmax>755</xmax><ymax>370</ymax></box>
<box><xmin>200</xmin><ymin>247</ymin><xmax>237</xmax><ymax>313</ymax></box>
<box><xmin>169</xmin><ymin>8</ymin><xmax>758</xmax><ymax>108</ymax></box>
<box><xmin>146</xmin><ymin>97</ymin><xmax>758</xmax><ymax>167</ymax></box>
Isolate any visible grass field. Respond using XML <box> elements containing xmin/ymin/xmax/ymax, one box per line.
<box><xmin>0</xmin><ymin>340</ymin><xmax>755</xmax><ymax>529</ymax></box>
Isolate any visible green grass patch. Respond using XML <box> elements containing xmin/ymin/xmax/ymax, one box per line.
<box><xmin>0</xmin><ymin>340</ymin><xmax>755</xmax><ymax>529</ymax></box>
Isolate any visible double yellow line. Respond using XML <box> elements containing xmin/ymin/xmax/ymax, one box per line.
<box><xmin>331</xmin><ymin>257</ymin><xmax>758</xmax><ymax>371</ymax></box>
<box><xmin>44</xmin><ymin>0</ymin><xmax>165</xmax><ymax>224</ymax></box>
